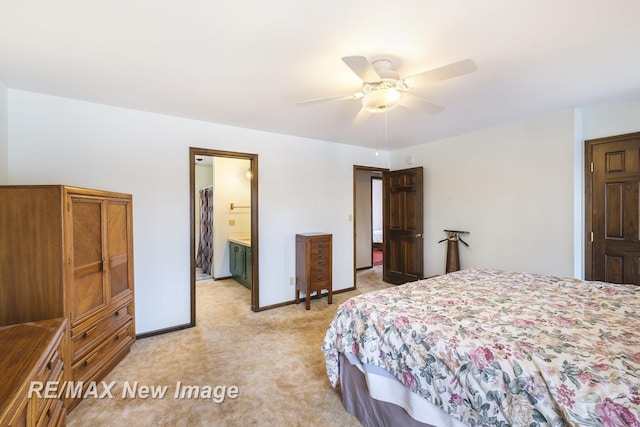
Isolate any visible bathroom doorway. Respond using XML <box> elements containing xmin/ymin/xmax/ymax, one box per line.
<box><xmin>189</xmin><ymin>147</ymin><xmax>259</xmax><ymax>325</ymax></box>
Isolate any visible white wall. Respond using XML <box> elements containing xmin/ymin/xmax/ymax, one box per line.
<box><xmin>580</xmin><ymin>98</ymin><xmax>640</xmax><ymax>140</ymax></box>
<box><xmin>389</xmin><ymin>99</ymin><xmax>640</xmax><ymax>279</ymax></box>
<box><xmin>391</xmin><ymin>110</ymin><xmax>577</xmax><ymax>278</ymax></box>
<box><xmin>7</xmin><ymin>89</ymin><xmax>389</xmax><ymax>334</ymax></box>
<box><xmin>212</xmin><ymin>157</ymin><xmax>251</xmax><ymax>278</ymax></box>
<box><xmin>0</xmin><ymin>80</ymin><xmax>7</xmax><ymax>184</ymax></box>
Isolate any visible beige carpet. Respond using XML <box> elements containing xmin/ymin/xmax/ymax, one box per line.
<box><xmin>67</xmin><ymin>266</ymin><xmax>391</xmax><ymax>426</ymax></box>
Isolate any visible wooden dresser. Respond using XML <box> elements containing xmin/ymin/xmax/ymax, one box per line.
<box><xmin>0</xmin><ymin>318</ymin><xmax>67</xmax><ymax>426</ymax></box>
<box><xmin>0</xmin><ymin>185</ymin><xmax>135</xmax><ymax>412</ymax></box>
<box><xmin>295</xmin><ymin>233</ymin><xmax>332</xmax><ymax>310</ymax></box>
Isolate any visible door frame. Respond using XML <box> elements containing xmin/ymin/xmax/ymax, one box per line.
<box><xmin>353</xmin><ymin>165</ymin><xmax>389</xmax><ymax>286</ymax></box>
<box><xmin>189</xmin><ymin>147</ymin><xmax>260</xmax><ymax>324</ymax></box>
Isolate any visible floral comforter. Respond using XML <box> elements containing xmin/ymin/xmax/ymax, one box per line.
<box><xmin>322</xmin><ymin>269</ymin><xmax>640</xmax><ymax>426</ymax></box>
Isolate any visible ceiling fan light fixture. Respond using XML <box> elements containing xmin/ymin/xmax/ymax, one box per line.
<box><xmin>362</xmin><ymin>88</ymin><xmax>402</xmax><ymax>113</ymax></box>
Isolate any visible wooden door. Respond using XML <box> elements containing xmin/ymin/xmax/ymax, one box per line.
<box><xmin>383</xmin><ymin>167</ymin><xmax>424</xmax><ymax>284</ymax></box>
<box><xmin>68</xmin><ymin>194</ymin><xmax>108</xmax><ymax>324</ymax></box>
<box><xmin>586</xmin><ymin>132</ymin><xmax>640</xmax><ymax>285</ymax></box>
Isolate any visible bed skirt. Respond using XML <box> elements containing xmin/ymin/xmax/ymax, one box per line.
<box><xmin>338</xmin><ymin>353</ymin><xmax>465</xmax><ymax>427</ymax></box>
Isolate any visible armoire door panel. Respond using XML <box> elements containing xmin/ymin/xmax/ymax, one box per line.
<box><xmin>70</xmin><ymin>196</ymin><xmax>107</xmax><ymax>323</ymax></box>
<box><xmin>71</xmin><ymin>200</ymin><xmax>103</xmax><ymax>267</ymax></box>
<box><xmin>107</xmin><ymin>200</ymin><xmax>132</xmax><ymax>299</ymax></box>
<box><xmin>71</xmin><ymin>273</ymin><xmax>107</xmax><ymax>322</ymax></box>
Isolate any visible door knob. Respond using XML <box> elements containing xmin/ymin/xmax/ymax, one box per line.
<box><xmin>415</xmin><ymin>233</ymin><xmax>423</xmax><ymax>238</ymax></box>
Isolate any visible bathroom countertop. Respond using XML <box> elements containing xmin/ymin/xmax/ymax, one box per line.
<box><xmin>228</xmin><ymin>232</ymin><xmax>251</xmax><ymax>247</ymax></box>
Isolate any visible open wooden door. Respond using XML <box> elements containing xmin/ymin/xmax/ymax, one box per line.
<box><xmin>383</xmin><ymin>167</ymin><xmax>424</xmax><ymax>284</ymax></box>
<box><xmin>586</xmin><ymin>132</ymin><xmax>640</xmax><ymax>285</ymax></box>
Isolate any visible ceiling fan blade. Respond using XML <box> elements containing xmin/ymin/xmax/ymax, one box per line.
<box><xmin>400</xmin><ymin>94</ymin><xmax>445</xmax><ymax>115</ymax></box>
<box><xmin>297</xmin><ymin>94</ymin><xmax>357</xmax><ymax>106</ymax></box>
<box><xmin>351</xmin><ymin>107</ymin><xmax>371</xmax><ymax>127</ymax></box>
<box><xmin>403</xmin><ymin>59</ymin><xmax>477</xmax><ymax>87</ymax></box>
<box><xmin>342</xmin><ymin>56</ymin><xmax>381</xmax><ymax>83</ymax></box>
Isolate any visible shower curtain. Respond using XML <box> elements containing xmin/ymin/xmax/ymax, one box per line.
<box><xmin>196</xmin><ymin>187</ymin><xmax>214</xmax><ymax>276</ymax></box>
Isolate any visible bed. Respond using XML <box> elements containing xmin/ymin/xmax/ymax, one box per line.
<box><xmin>322</xmin><ymin>269</ymin><xmax>640</xmax><ymax>426</ymax></box>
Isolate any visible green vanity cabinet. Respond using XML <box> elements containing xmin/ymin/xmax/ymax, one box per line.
<box><xmin>229</xmin><ymin>241</ymin><xmax>251</xmax><ymax>290</ymax></box>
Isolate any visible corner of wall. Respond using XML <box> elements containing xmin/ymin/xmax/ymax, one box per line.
<box><xmin>0</xmin><ymin>81</ymin><xmax>8</xmax><ymax>184</ymax></box>
<box><xmin>573</xmin><ymin>109</ymin><xmax>585</xmax><ymax>279</ymax></box>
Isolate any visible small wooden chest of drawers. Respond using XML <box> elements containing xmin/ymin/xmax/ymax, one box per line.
<box><xmin>295</xmin><ymin>233</ymin><xmax>332</xmax><ymax>310</ymax></box>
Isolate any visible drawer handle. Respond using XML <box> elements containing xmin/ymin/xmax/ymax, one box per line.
<box><xmin>47</xmin><ymin>361</ymin><xmax>53</xmax><ymax>370</ymax></box>
<box><xmin>115</xmin><ymin>310</ymin><xmax>120</xmax><ymax>317</ymax></box>
<box><xmin>82</xmin><ymin>325</ymin><xmax>98</xmax><ymax>339</ymax></box>
<box><xmin>82</xmin><ymin>352</ymin><xmax>99</xmax><ymax>368</ymax></box>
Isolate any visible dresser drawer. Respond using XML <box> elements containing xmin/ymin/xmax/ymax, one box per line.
<box><xmin>36</xmin><ymin>396</ymin><xmax>65</xmax><ymax>427</ymax></box>
<box><xmin>71</xmin><ymin>321</ymin><xmax>134</xmax><ymax>384</ymax></box>
<box><xmin>35</xmin><ymin>351</ymin><xmax>64</xmax><ymax>416</ymax></box>
<box><xmin>309</xmin><ymin>257</ymin><xmax>331</xmax><ymax>270</ymax></box>
<box><xmin>35</xmin><ymin>324</ymin><xmax>65</xmax><ymax>418</ymax></box>
<box><xmin>310</xmin><ymin>267</ymin><xmax>330</xmax><ymax>283</ymax></box>
<box><xmin>311</xmin><ymin>239</ymin><xmax>330</xmax><ymax>253</ymax></box>
<box><xmin>71</xmin><ymin>301</ymin><xmax>132</xmax><ymax>360</ymax></box>
<box><xmin>4</xmin><ymin>400</ymin><xmax>28</xmax><ymax>426</ymax></box>
<box><xmin>34</xmin><ymin>348</ymin><xmax>63</xmax><ymax>384</ymax></box>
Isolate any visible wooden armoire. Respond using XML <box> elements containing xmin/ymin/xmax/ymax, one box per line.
<box><xmin>0</xmin><ymin>185</ymin><xmax>135</xmax><ymax>411</ymax></box>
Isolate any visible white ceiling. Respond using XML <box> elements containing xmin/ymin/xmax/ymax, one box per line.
<box><xmin>1</xmin><ymin>1</ymin><xmax>640</xmax><ymax>150</ymax></box>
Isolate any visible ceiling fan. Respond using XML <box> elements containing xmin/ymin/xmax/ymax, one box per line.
<box><xmin>298</xmin><ymin>56</ymin><xmax>477</xmax><ymax>126</ymax></box>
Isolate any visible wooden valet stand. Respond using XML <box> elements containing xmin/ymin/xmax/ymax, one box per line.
<box><xmin>438</xmin><ymin>230</ymin><xmax>469</xmax><ymax>273</ymax></box>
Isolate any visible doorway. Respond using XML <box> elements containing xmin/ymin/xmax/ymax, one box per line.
<box><xmin>353</xmin><ymin>165</ymin><xmax>388</xmax><ymax>287</ymax></box>
<box><xmin>353</xmin><ymin>165</ymin><xmax>425</xmax><ymax>288</ymax></box>
<box><xmin>372</xmin><ymin>176</ymin><xmax>383</xmax><ymax>267</ymax></box>
<box><xmin>189</xmin><ymin>147</ymin><xmax>259</xmax><ymax>327</ymax></box>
